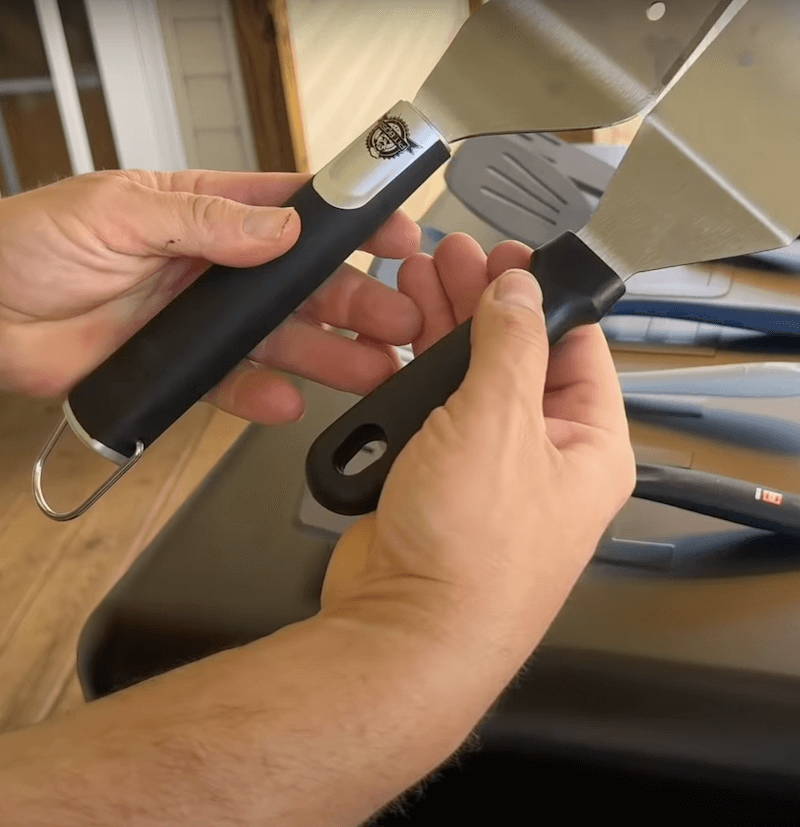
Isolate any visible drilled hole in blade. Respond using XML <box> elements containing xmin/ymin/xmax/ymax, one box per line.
<box><xmin>647</xmin><ymin>2</ymin><xmax>666</xmax><ymax>22</ymax></box>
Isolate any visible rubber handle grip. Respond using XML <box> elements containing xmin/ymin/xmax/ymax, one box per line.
<box><xmin>306</xmin><ymin>231</ymin><xmax>626</xmax><ymax>515</ymax></box>
<box><xmin>634</xmin><ymin>464</ymin><xmax>800</xmax><ymax>537</ymax></box>
<box><xmin>67</xmin><ymin>140</ymin><xmax>450</xmax><ymax>459</ymax></box>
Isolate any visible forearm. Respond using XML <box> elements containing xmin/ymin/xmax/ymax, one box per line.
<box><xmin>0</xmin><ymin>602</ymin><xmax>522</xmax><ymax>827</ymax></box>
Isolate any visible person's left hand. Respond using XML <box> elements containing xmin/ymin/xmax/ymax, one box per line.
<box><xmin>0</xmin><ymin>169</ymin><xmax>421</xmax><ymax>423</ymax></box>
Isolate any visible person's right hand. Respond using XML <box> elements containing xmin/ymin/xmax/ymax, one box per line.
<box><xmin>322</xmin><ymin>233</ymin><xmax>635</xmax><ymax>676</ymax></box>
<box><xmin>0</xmin><ymin>237</ymin><xmax>636</xmax><ymax>827</ymax></box>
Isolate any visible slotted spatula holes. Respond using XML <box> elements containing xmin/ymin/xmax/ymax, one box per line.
<box><xmin>486</xmin><ymin>161</ymin><xmax>563</xmax><ymax>217</ymax></box>
<box><xmin>503</xmin><ymin>152</ymin><xmax>569</xmax><ymax>207</ymax></box>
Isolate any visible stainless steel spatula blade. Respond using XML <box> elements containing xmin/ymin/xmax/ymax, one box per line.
<box><xmin>414</xmin><ymin>0</ymin><xmax>740</xmax><ymax>141</ymax></box>
<box><xmin>581</xmin><ymin>0</ymin><xmax>800</xmax><ymax>278</ymax></box>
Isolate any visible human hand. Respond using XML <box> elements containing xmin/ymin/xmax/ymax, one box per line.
<box><xmin>0</xmin><ymin>170</ymin><xmax>421</xmax><ymax>423</ymax></box>
<box><xmin>322</xmin><ymin>234</ymin><xmax>635</xmax><ymax>669</ymax></box>
<box><xmin>0</xmin><ymin>240</ymin><xmax>634</xmax><ymax>827</ymax></box>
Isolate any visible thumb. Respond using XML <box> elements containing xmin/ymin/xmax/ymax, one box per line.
<box><xmin>459</xmin><ymin>269</ymin><xmax>549</xmax><ymax>416</ymax></box>
<box><xmin>142</xmin><ymin>189</ymin><xmax>300</xmax><ymax>267</ymax></box>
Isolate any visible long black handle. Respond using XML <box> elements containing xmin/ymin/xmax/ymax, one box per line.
<box><xmin>635</xmin><ymin>464</ymin><xmax>800</xmax><ymax>537</ymax></box>
<box><xmin>306</xmin><ymin>231</ymin><xmax>626</xmax><ymax>515</ymax></box>
<box><xmin>67</xmin><ymin>133</ymin><xmax>450</xmax><ymax>459</ymax></box>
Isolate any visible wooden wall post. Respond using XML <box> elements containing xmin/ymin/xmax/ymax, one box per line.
<box><xmin>230</xmin><ymin>0</ymin><xmax>309</xmax><ymax>173</ymax></box>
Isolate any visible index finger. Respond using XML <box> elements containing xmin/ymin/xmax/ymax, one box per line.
<box><xmin>165</xmin><ymin>169</ymin><xmax>311</xmax><ymax>205</ymax></box>
<box><xmin>542</xmin><ymin>324</ymin><xmax>627</xmax><ymax>435</ymax></box>
<box><xmin>164</xmin><ymin>169</ymin><xmax>420</xmax><ymax>259</ymax></box>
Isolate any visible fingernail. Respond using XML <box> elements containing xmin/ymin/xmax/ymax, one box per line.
<box><xmin>243</xmin><ymin>207</ymin><xmax>296</xmax><ymax>239</ymax></box>
<box><xmin>494</xmin><ymin>269</ymin><xmax>543</xmax><ymax>314</ymax></box>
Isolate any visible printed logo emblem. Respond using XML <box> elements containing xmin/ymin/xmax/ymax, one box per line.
<box><xmin>366</xmin><ymin>115</ymin><xmax>420</xmax><ymax>159</ymax></box>
<box><xmin>755</xmin><ymin>487</ymin><xmax>784</xmax><ymax>506</ymax></box>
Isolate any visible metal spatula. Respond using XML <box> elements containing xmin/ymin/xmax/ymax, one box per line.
<box><xmin>307</xmin><ymin>0</ymin><xmax>800</xmax><ymax>516</ymax></box>
<box><xmin>633</xmin><ymin>465</ymin><xmax>800</xmax><ymax>539</ymax></box>
<box><xmin>34</xmin><ymin>0</ymin><xmax>735</xmax><ymax>521</ymax></box>
<box><xmin>515</xmin><ymin>133</ymin><xmax>617</xmax><ymax>199</ymax></box>
<box><xmin>370</xmin><ymin>132</ymin><xmax>608</xmax><ymax>288</ymax></box>
<box><xmin>445</xmin><ymin>134</ymin><xmax>594</xmax><ymax>249</ymax></box>
<box><xmin>621</xmin><ymin>362</ymin><xmax>800</xmax><ymax>453</ymax></box>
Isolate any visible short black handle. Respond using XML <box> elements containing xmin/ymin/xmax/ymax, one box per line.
<box><xmin>634</xmin><ymin>464</ymin><xmax>800</xmax><ymax>537</ymax></box>
<box><xmin>67</xmin><ymin>140</ymin><xmax>450</xmax><ymax>459</ymax></box>
<box><xmin>306</xmin><ymin>231</ymin><xmax>626</xmax><ymax>515</ymax></box>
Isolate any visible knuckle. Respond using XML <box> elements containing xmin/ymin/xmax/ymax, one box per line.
<box><xmin>90</xmin><ymin>169</ymin><xmax>151</xmax><ymax>198</ymax></box>
<box><xmin>188</xmin><ymin>170</ymin><xmax>217</xmax><ymax>195</ymax></box>
<box><xmin>190</xmin><ymin>194</ymin><xmax>220</xmax><ymax>230</ymax></box>
<box><xmin>76</xmin><ymin>171</ymin><xmax>158</xmax><ymax>224</ymax></box>
<box><xmin>58</xmin><ymin>171</ymin><xmax>152</xmax><ymax>251</ymax></box>
<box><xmin>495</xmin><ymin>308</ymin><xmax>547</xmax><ymax>353</ymax></box>
<box><xmin>423</xmin><ymin>402</ymin><xmax>473</xmax><ymax>454</ymax></box>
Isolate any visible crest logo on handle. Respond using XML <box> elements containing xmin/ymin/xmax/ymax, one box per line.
<box><xmin>366</xmin><ymin>115</ymin><xmax>420</xmax><ymax>160</ymax></box>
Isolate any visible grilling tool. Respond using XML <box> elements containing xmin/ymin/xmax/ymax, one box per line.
<box><xmin>380</xmin><ymin>133</ymin><xmax>800</xmax><ymax>336</ymax></box>
<box><xmin>621</xmin><ymin>362</ymin><xmax>800</xmax><ymax>453</ymax></box>
<box><xmin>445</xmin><ymin>135</ymin><xmax>800</xmax><ymax>334</ymax></box>
<box><xmin>517</xmin><ymin>133</ymin><xmax>617</xmax><ymax>199</ymax></box>
<box><xmin>306</xmin><ymin>0</ymin><xmax>800</xmax><ymax>517</ymax></box>
<box><xmin>526</xmin><ymin>135</ymin><xmax>800</xmax><ymax>271</ymax></box>
<box><xmin>440</xmin><ymin>139</ymin><xmax>800</xmax><ymax>337</ymax></box>
<box><xmin>613</xmin><ymin>268</ymin><xmax>800</xmax><ymax>336</ymax></box>
<box><xmin>444</xmin><ymin>134</ymin><xmax>595</xmax><ymax>250</ymax></box>
<box><xmin>634</xmin><ymin>465</ymin><xmax>800</xmax><ymax>539</ymax></box>
<box><xmin>33</xmin><ymin>0</ymin><xmax>735</xmax><ymax>521</ymax></box>
<box><xmin>366</xmin><ymin>133</ymin><xmax>604</xmax><ymax>289</ymax></box>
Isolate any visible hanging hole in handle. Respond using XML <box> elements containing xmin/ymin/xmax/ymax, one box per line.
<box><xmin>646</xmin><ymin>2</ymin><xmax>666</xmax><ymax>22</ymax></box>
<box><xmin>333</xmin><ymin>423</ymin><xmax>388</xmax><ymax>476</ymax></box>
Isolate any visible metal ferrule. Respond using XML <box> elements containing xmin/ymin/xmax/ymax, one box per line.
<box><xmin>312</xmin><ymin>100</ymin><xmax>449</xmax><ymax>210</ymax></box>
<box><xmin>63</xmin><ymin>399</ymin><xmax>128</xmax><ymax>465</ymax></box>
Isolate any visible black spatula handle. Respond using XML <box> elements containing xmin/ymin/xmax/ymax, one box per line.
<box><xmin>635</xmin><ymin>464</ymin><xmax>800</xmax><ymax>537</ymax></box>
<box><xmin>65</xmin><ymin>101</ymin><xmax>450</xmax><ymax>461</ymax></box>
<box><xmin>306</xmin><ymin>231</ymin><xmax>626</xmax><ymax>515</ymax></box>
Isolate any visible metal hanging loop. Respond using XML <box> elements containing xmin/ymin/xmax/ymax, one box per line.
<box><xmin>32</xmin><ymin>417</ymin><xmax>144</xmax><ymax>521</ymax></box>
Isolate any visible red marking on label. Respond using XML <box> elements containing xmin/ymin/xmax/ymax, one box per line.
<box><xmin>762</xmin><ymin>489</ymin><xmax>784</xmax><ymax>506</ymax></box>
